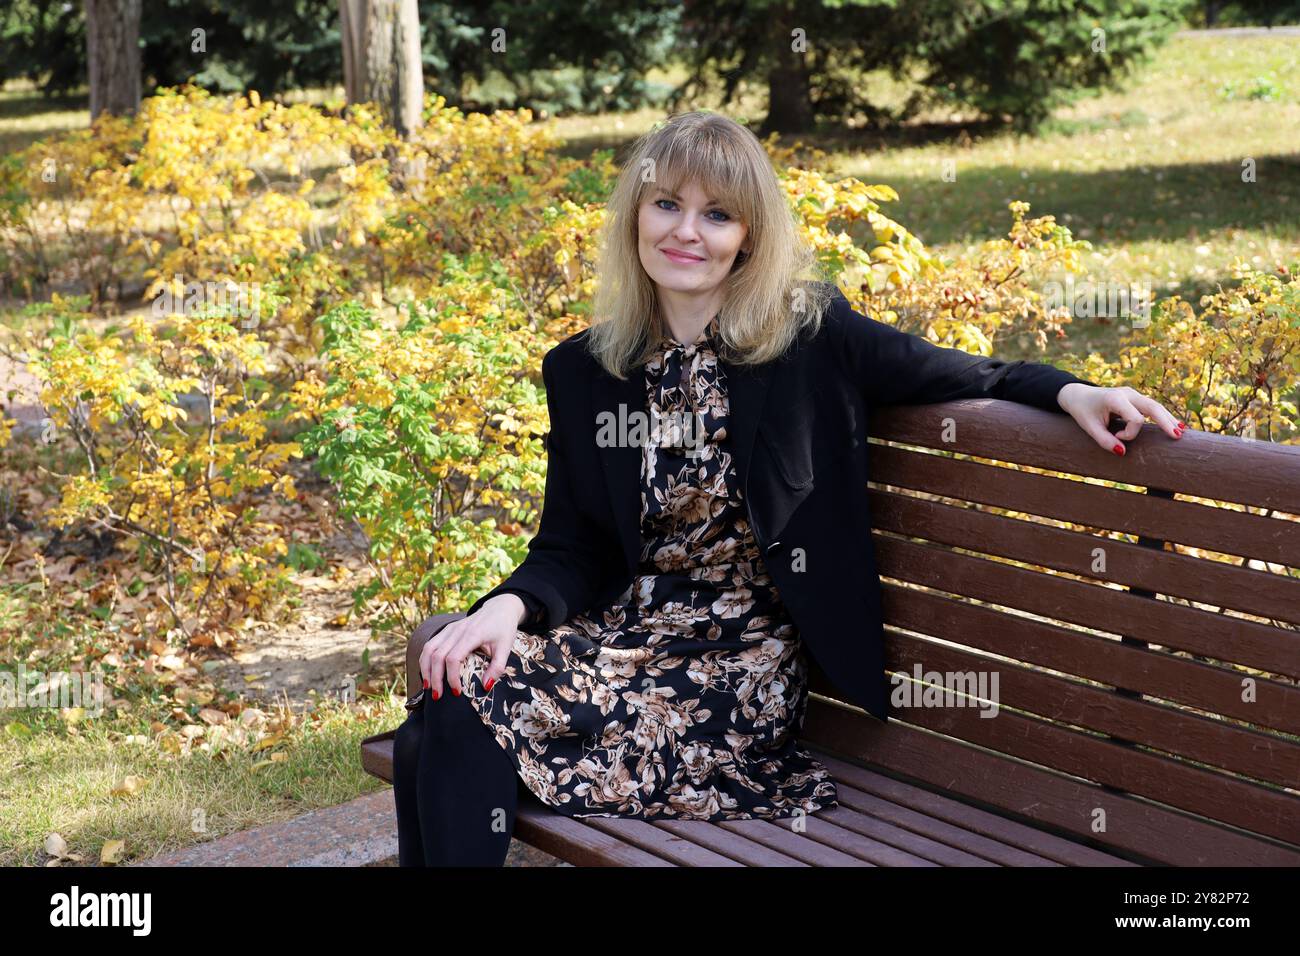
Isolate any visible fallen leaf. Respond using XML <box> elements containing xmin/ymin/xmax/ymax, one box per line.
<box><xmin>44</xmin><ymin>832</ymin><xmax>68</xmax><ymax>858</ymax></box>
<box><xmin>100</xmin><ymin>840</ymin><xmax>125</xmax><ymax>865</ymax></box>
<box><xmin>110</xmin><ymin>775</ymin><xmax>147</xmax><ymax>797</ymax></box>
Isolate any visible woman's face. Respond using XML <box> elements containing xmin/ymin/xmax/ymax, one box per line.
<box><xmin>637</xmin><ymin>178</ymin><xmax>749</xmax><ymax>296</ymax></box>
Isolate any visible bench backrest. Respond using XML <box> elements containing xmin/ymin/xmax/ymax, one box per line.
<box><xmin>803</xmin><ymin>398</ymin><xmax>1300</xmax><ymax>865</ymax></box>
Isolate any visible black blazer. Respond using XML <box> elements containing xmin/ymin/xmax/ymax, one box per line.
<box><xmin>467</xmin><ymin>282</ymin><xmax>1091</xmax><ymax>721</ymax></box>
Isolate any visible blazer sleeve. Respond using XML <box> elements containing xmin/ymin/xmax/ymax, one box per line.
<box><xmin>494</xmin><ymin>587</ymin><xmax>546</xmax><ymax>626</ymax></box>
<box><xmin>465</xmin><ymin>347</ymin><xmax>617</xmax><ymax>628</ymax></box>
<box><xmin>827</xmin><ymin>287</ymin><xmax>1093</xmax><ymax>412</ymax></box>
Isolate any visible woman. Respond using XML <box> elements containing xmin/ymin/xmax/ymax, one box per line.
<box><xmin>392</xmin><ymin>111</ymin><xmax>1185</xmax><ymax>867</ymax></box>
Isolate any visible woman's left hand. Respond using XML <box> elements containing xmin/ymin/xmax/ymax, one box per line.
<box><xmin>1056</xmin><ymin>382</ymin><xmax>1185</xmax><ymax>456</ymax></box>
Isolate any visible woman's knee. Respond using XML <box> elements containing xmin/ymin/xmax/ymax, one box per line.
<box><xmin>424</xmin><ymin>685</ymin><xmax>487</xmax><ymax>739</ymax></box>
<box><xmin>393</xmin><ymin>709</ymin><xmax>423</xmax><ymax>771</ymax></box>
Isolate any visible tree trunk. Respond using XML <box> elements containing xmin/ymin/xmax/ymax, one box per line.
<box><xmin>761</xmin><ymin>3</ymin><xmax>815</xmax><ymax>136</ymax></box>
<box><xmin>85</xmin><ymin>0</ymin><xmax>142</xmax><ymax>119</ymax></box>
<box><xmin>340</xmin><ymin>0</ymin><xmax>424</xmax><ymax>138</ymax></box>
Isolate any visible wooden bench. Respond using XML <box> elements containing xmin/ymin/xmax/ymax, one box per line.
<box><xmin>361</xmin><ymin>398</ymin><xmax>1300</xmax><ymax>866</ymax></box>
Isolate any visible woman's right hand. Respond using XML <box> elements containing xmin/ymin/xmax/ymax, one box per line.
<box><xmin>419</xmin><ymin>594</ymin><xmax>525</xmax><ymax>699</ymax></box>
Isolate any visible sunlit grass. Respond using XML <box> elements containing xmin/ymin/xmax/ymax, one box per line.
<box><xmin>831</xmin><ymin>35</ymin><xmax>1300</xmax><ymax>299</ymax></box>
<box><xmin>0</xmin><ymin>679</ymin><xmax>404</xmax><ymax>867</ymax></box>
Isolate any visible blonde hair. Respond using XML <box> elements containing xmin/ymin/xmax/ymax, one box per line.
<box><xmin>587</xmin><ymin>110</ymin><xmax>835</xmax><ymax>380</ymax></box>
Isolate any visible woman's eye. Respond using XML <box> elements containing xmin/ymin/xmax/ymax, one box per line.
<box><xmin>654</xmin><ymin>199</ymin><xmax>730</xmax><ymax>222</ymax></box>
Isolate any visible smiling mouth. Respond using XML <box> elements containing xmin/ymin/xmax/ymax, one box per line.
<box><xmin>662</xmin><ymin>249</ymin><xmax>705</xmax><ymax>264</ymax></box>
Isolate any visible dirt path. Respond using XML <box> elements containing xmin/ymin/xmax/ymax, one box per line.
<box><xmin>203</xmin><ymin>522</ymin><xmax>412</xmax><ymax>711</ymax></box>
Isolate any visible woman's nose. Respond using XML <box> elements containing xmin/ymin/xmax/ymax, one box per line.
<box><xmin>673</xmin><ymin>221</ymin><xmax>701</xmax><ymax>242</ymax></box>
<box><xmin>674</xmin><ymin>212</ymin><xmax>707</xmax><ymax>239</ymax></box>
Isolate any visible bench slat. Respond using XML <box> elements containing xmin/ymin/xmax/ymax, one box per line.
<box><xmin>577</xmin><ymin>817</ymin><xmax>745</xmax><ymax>866</ymax></box>
<box><xmin>360</xmin><ymin>730</ymin><xmax>397</xmax><ymax>780</ymax></box>
<box><xmin>873</xmin><ymin>534</ymin><xmax>1300</xmax><ymax>678</ymax></box>
<box><xmin>869</xmin><ymin>487</ymin><xmax>1300</xmax><ymax>625</ymax></box>
<box><xmin>869</xmin><ymin>400</ymin><xmax>1300</xmax><ymax>513</ymax></box>
<box><xmin>714</xmin><ymin>817</ymin><xmax>883</xmax><ymax>865</ymax></box>
<box><xmin>650</xmin><ymin>819</ymin><xmax>815</xmax><ymax>865</ymax></box>
<box><xmin>801</xmin><ymin>700</ymin><xmax>1300</xmax><ymax>865</ymax></box>
<box><xmin>883</xmin><ymin>630</ymin><xmax>1300</xmax><ymax>790</ymax></box>
<box><xmin>825</xmin><ymin>775</ymin><xmax>1064</xmax><ymax>866</ymax></box>
<box><xmin>882</xmin><ymin>583</ymin><xmax>1300</xmax><ymax>737</ymax></box>
<box><xmin>791</xmin><ymin>814</ymin><xmax>940</xmax><ymax>865</ymax></box>
<box><xmin>514</xmin><ymin>805</ymin><xmax>677</xmax><ymax>866</ymax></box>
<box><xmin>870</xmin><ymin>443</ymin><xmax>1300</xmax><ymax>566</ymax></box>
<box><xmin>887</xmin><ymin>700</ymin><xmax>1300</xmax><ymax>846</ymax></box>
<box><xmin>816</xmin><ymin>756</ymin><xmax>1129</xmax><ymax>866</ymax></box>
<box><xmin>813</xmin><ymin>801</ymin><xmax>1002</xmax><ymax>865</ymax></box>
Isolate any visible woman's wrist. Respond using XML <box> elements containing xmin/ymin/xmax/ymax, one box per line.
<box><xmin>1056</xmin><ymin>381</ymin><xmax>1091</xmax><ymax>412</ymax></box>
<box><xmin>486</xmin><ymin>592</ymin><xmax>530</xmax><ymax>626</ymax></box>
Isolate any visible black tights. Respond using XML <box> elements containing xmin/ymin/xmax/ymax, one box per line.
<box><xmin>392</xmin><ymin>686</ymin><xmax>522</xmax><ymax>866</ymax></box>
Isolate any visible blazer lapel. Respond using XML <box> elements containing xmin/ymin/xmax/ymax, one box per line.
<box><xmin>590</xmin><ymin>353</ymin><xmax>776</xmax><ymax>576</ymax></box>
<box><xmin>590</xmin><ymin>367</ymin><xmax>645</xmax><ymax>576</ymax></box>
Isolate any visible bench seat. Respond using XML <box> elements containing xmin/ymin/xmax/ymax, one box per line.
<box><xmin>360</xmin><ymin>725</ymin><xmax>1137</xmax><ymax>866</ymax></box>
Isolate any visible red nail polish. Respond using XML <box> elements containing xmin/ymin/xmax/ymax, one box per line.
<box><xmin>452</xmin><ymin>686</ymin><xmax>460</xmax><ymax>696</ymax></box>
<box><xmin>422</xmin><ymin>678</ymin><xmax>428</xmax><ymax>689</ymax></box>
<box><xmin>1112</xmin><ymin>443</ymin><xmax>1125</xmax><ymax>456</ymax></box>
<box><xmin>431</xmin><ymin>689</ymin><xmax>440</xmax><ymax>700</ymax></box>
<box><xmin>484</xmin><ymin>677</ymin><xmax>495</xmax><ymax>692</ymax></box>
<box><xmin>1178</xmin><ymin>421</ymin><xmax>1186</xmax><ymax>428</ymax></box>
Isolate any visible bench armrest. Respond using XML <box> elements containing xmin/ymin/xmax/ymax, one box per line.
<box><xmin>404</xmin><ymin>611</ymin><xmax>468</xmax><ymax>711</ymax></box>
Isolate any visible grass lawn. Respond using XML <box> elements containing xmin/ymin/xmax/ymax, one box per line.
<box><xmin>0</xmin><ymin>682</ymin><xmax>405</xmax><ymax>867</ymax></box>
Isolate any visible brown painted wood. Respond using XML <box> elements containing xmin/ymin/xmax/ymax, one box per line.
<box><xmin>868</xmin><ymin>487</ymin><xmax>1300</xmax><ymax>625</ymax></box>
<box><xmin>360</xmin><ymin>730</ymin><xmax>396</xmax><ymax>781</ymax></box>
<box><xmin>872</xmin><ymin>533</ymin><xmax>1300</xmax><ymax>678</ymax></box>
<box><xmin>789</xmin><ymin>813</ymin><xmax>942</xmax><ymax>865</ymax></box>
<box><xmin>814</xmin><ymin>755</ymin><xmax>1133</xmax><ymax>866</ymax></box>
<box><xmin>579</xmin><ymin>818</ymin><xmax>744</xmax><ymax>866</ymax></box>
<box><xmin>800</xmin><ymin>698</ymin><xmax>1300</xmax><ymax>865</ymax></box>
<box><xmin>869</xmin><ymin>442</ymin><xmax>1300</xmax><ymax>566</ymax></box>
<box><xmin>812</xmin><ymin>802</ymin><xmax>1001</xmax><ymax>865</ymax></box>
<box><xmin>869</xmin><ymin>399</ymin><xmax>1300</xmax><ymax>513</ymax></box>
<box><xmin>828</xmin><ymin>781</ymin><xmax>1051</xmax><ymax>865</ymax></box>
<box><xmin>879</xmin><ymin>583</ymin><xmax>1300</xmax><ymax>737</ymax></box>
<box><xmin>887</xmin><ymin>698</ymin><xmax>1300</xmax><ymax>846</ymax></box>
<box><xmin>513</xmin><ymin>804</ymin><xmax>677</xmax><ymax>866</ymax></box>
<box><xmin>650</xmin><ymin>819</ymin><xmax>812</xmax><ymax>865</ymax></box>
<box><xmin>713</xmin><ymin>817</ymin><xmax>881</xmax><ymax>865</ymax></box>
<box><xmin>881</xmin><ymin>629</ymin><xmax>1300</xmax><ymax>790</ymax></box>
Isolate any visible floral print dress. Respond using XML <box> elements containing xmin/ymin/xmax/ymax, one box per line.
<box><xmin>459</xmin><ymin>312</ymin><xmax>838</xmax><ymax>821</ymax></box>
